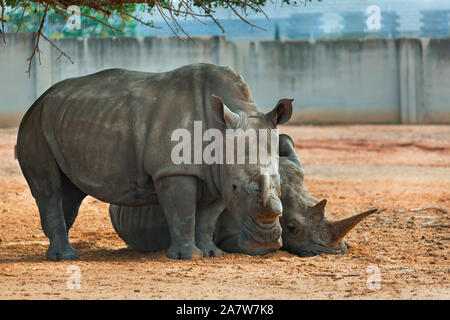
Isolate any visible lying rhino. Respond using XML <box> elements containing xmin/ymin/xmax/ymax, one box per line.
<box><xmin>17</xmin><ymin>63</ymin><xmax>293</xmax><ymax>261</ymax></box>
<box><xmin>110</xmin><ymin>134</ymin><xmax>377</xmax><ymax>257</ymax></box>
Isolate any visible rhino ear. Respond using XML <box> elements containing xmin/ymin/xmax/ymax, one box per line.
<box><xmin>279</xmin><ymin>134</ymin><xmax>295</xmax><ymax>157</ymax></box>
<box><xmin>266</xmin><ymin>99</ymin><xmax>293</xmax><ymax>127</ymax></box>
<box><xmin>212</xmin><ymin>95</ymin><xmax>240</xmax><ymax>129</ymax></box>
<box><xmin>279</xmin><ymin>134</ymin><xmax>302</xmax><ymax>168</ymax></box>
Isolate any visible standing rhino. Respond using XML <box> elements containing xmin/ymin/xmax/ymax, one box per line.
<box><xmin>17</xmin><ymin>63</ymin><xmax>293</xmax><ymax>261</ymax></box>
<box><xmin>110</xmin><ymin>134</ymin><xmax>378</xmax><ymax>257</ymax></box>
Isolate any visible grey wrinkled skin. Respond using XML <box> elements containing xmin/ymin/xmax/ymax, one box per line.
<box><xmin>110</xmin><ymin>134</ymin><xmax>378</xmax><ymax>257</ymax></box>
<box><xmin>16</xmin><ymin>63</ymin><xmax>293</xmax><ymax>261</ymax></box>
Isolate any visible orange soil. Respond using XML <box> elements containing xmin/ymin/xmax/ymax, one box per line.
<box><xmin>0</xmin><ymin>125</ymin><xmax>449</xmax><ymax>299</ymax></box>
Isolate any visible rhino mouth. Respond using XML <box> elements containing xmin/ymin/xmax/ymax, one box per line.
<box><xmin>285</xmin><ymin>241</ymin><xmax>347</xmax><ymax>257</ymax></box>
<box><xmin>239</xmin><ymin>216</ymin><xmax>282</xmax><ymax>250</ymax></box>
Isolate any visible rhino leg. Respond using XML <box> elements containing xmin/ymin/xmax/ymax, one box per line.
<box><xmin>17</xmin><ymin>112</ymin><xmax>78</xmax><ymax>261</ymax></box>
<box><xmin>195</xmin><ymin>200</ymin><xmax>226</xmax><ymax>258</ymax></box>
<box><xmin>62</xmin><ymin>175</ymin><xmax>87</xmax><ymax>232</ymax></box>
<box><xmin>155</xmin><ymin>176</ymin><xmax>203</xmax><ymax>260</ymax></box>
<box><xmin>36</xmin><ymin>190</ymin><xmax>79</xmax><ymax>261</ymax></box>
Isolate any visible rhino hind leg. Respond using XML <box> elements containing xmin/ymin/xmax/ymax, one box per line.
<box><xmin>17</xmin><ymin>112</ymin><xmax>78</xmax><ymax>261</ymax></box>
<box><xmin>155</xmin><ymin>176</ymin><xmax>203</xmax><ymax>260</ymax></box>
<box><xmin>22</xmin><ymin>167</ymin><xmax>79</xmax><ymax>261</ymax></box>
<box><xmin>35</xmin><ymin>190</ymin><xmax>79</xmax><ymax>261</ymax></box>
<box><xmin>62</xmin><ymin>175</ymin><xmax>87</xmax><ymax>232</ymax></box>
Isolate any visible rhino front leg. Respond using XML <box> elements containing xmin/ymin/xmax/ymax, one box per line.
<box><xmin>155</xmin><ymin>176</ymin><xmax>203</xmax><ymax>260</ymax></box>
<box><xmin>196</xmin><ymin>200</ymin><xmax>226</xmax><ymax>258</ymax></box>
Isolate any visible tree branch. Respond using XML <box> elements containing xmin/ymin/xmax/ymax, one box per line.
<box><xmin>224</xmin><ymin>0</ymin><xmax>266</xmax><ymax>31</ymax></box>
<box><xmin>0</xmin><ymin>0</ymin><xmax>6</xmax><ymax>44</ymax></box>
<box><xmin>4</xmin><ymin>0</ymin><xmax>275</xmax><ymax>73</ymax></box>
<box><xmin>40</xmin><ymin>32</ymin><xmax>73</xmax><ymax>64</ymax></box>
<box><xmin>16</xmin><ymin>1</ymin><xmax>29</xmax><ymax>33</ymax></box>
<box><xmin>27</xmin><ymin>3</ymin><xmax>49</xmax><ymax>75</ymax></box>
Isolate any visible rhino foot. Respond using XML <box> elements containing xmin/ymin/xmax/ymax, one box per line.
<box><xmin>46</xmin><ymin>244</ymin><xmax>79</xmax><ymax>261</ymax></box>
<box><xmin>197</xmin><ymin>241</ymin><xmax>223</xmax><ymax>258</ymax></box>
<box><xmin>166</xmin><ymin>245</ymin><xmax>203</xmax><ymax>260</ymax></box>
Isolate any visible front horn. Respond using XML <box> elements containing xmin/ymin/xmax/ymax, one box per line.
<box><xmin>268</xmin><ymin>196</ymin><xmax>283</xmax><ymax>216</ymax></box>
<box><xmin>260</xmin><ymin>174</ymin><xmax>270</xmax><ymax>207</ymax></box>
<box><xmin>326</xmin><ymin>209</ymin><xmax>378</xmax><ymax>243</ymax></box>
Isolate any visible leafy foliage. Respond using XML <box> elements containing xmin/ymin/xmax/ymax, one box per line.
<box><xmin>1</xmin><ymin>1</ymin><xmax>323</xmax><ymax>38</ymax></box>
<box><xmin>0</xmin><ymin>0</ymin><xmax>318</xmax><ymax>74</ymax></box>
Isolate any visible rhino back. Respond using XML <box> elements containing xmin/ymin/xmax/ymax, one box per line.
<box><xmin>36</xmin><ymin>69</ymin><xmax>152</xmax><ymax>203</ymax></box>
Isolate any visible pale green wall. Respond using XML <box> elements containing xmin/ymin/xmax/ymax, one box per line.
<box><xmin>1</xmin><ymin>34</ymin><xmax>449</xmax><ymax>124</ymax></box>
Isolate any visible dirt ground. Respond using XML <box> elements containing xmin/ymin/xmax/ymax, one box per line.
<box><xmin>0</xmin><ymin>124</ymin><xmax>449</xmax><ymax>299</ymax></box>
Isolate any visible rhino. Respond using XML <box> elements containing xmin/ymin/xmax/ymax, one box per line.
<box><xmin>16</xmin><ymin>63</ymin><xmax>293</xmax><ymax>261</ymax></box>
<box><xmin>109</xmin><ymin>134</ymin><xmax>378</xmax><ymax>257</ymax></box>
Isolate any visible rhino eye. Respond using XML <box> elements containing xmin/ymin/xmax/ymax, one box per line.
<box><xmin>232</xmin><ymin>184</ymin><xmax>239</xmax><ymax>195</ymax></box>
<box><xmin>286</xmin><ymin>223</ymin><xmax>297</xmax><ymax>234</ymax></box>
<box><xmin>247</xmin><ymin>181</ymin><xmax>260</xmax><ymax>195</ymax></box>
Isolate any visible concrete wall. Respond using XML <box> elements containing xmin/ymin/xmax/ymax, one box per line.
<box><xmin>1</xmin><ymin>33</ymin><xmax>449</xmax><ymax>124</ymax></box>
<box><xmin>0</xmin><ymin>33</ymin><xmax>36</xmax><ymax>114</ymax></box>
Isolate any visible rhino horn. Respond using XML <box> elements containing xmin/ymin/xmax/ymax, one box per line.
<box><xmin>268</xmin><ymin>196</ymin><xmax>283</xmax><ymax>216</ymax></box>
<box><xmin>326</xmin><ymin>208</ymin><xmax>378</xmax><ymax>243</ymax></box>
<box><xmin>261</xmin><ymin>174</ymin><xmax>270</xmax><ymax>207</ymax></box>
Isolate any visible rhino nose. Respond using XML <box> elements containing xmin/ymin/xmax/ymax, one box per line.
<box><xmin>260</xmin><ymin>196</ymin><xmax>282</xmax><ymax>223</ymax></box>
<box><xmin>260</xmin><ymin>213</ymin><xmax>281</xmax><ymax>224</ymax></box>
<box><xmin>258</xmin><ymin>200</ymin><xmax>283</xmax><ymax>225</ymax></box>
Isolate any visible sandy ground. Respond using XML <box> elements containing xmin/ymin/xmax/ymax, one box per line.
<box><xmin>0</xmin><ymin>124</ymin><xmax>449</xmax><ymax>299</ymax></box>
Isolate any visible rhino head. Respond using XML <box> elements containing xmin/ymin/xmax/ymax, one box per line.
<box><xmin>278</xmin><ymin>134</ymin><xmax>378</xmax><ymax>256</ymax></box>
<box><xmin>212</xmin><ymin>95</ymin><xmax>293</xmax><ymax>251</ymax></box>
